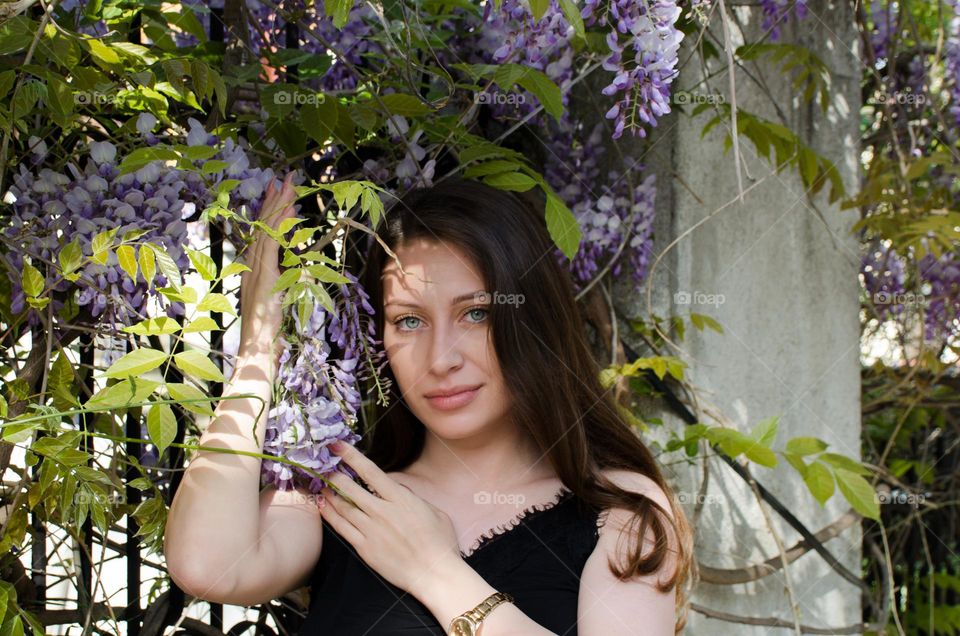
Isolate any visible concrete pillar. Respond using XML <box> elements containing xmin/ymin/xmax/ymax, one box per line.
<box><xmin>613</xmin><ymin>1</ymin><xmax>864</xmax><ymax>632</ymax></box>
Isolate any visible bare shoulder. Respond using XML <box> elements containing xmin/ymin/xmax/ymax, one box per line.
<box><xmin>578</xmin><ymin>473</ymin><xmax>681</xmax><ymax>632</ymax></box>
<box><xmin>599</xmin><ymin>468</ymin><xmax>673</xmax><ymax>519</ymax></box>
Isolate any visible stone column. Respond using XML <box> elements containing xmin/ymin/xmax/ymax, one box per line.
<box><xmin>614</xmin><ymin>1</ymin><xmax>864</xmax><ymax>632</ymax></box>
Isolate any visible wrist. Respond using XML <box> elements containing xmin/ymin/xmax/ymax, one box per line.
<box><xmin>232</xmin><ymin>348</ymin><xmax>279</xmax><ymax>381</ymax></box>
<box><xmin>236</xmin><ymin>340</ymin><xmax>281</xmax><ymax>362</ymax></box>
<box><xmin>410</xmin><ymin>555</ymin><xmax>497</xmax><ymax>628</ymax></box>
<box><xmin>408</xmin><ymin>552</ymin><xmax>464</xmax><ymax>600</ymax></box>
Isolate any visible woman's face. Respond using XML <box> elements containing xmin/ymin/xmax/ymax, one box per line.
<box><xmin>381</xmin><ymin>238</ymin><xmax>512</xmax><ymax>440</ymax></box>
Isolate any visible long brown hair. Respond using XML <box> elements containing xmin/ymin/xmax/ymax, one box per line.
<box><xmin>355</xmin><ymin>178</ymin><xmax>694</xmax><ymax>631</ymax></box>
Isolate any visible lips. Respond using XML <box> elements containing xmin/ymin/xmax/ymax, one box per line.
<box><xmin>424</xmin><ymin>384</ymin><xmax>483</xmax><ymax>398</ymax></box>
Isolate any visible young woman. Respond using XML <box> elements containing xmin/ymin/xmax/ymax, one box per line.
<box><xmin>164</xmin><ymin>175</ymin><xmax>694</xmax><ymax>635</ymax></box>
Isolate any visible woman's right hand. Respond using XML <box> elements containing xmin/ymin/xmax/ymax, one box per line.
<box><xmin>237</xmin><ymin>172</ymin><xmax>299</xmax><ymax>367</ymax></box>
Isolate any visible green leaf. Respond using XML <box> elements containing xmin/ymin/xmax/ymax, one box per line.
<box><xmin>151</xmin><ymin>246</ymin><xmax>183</xmax><ymax>289</ymax></box>
<box><xmin>749</xmin><ymin>416</ymin><xmax>779</xmax><ymax>447</ymax></box>
<box><xmin>86</xmin><ymin>378</ymin><xmax>160</xmax><ymax>409</ymax></box>
<box><xmin>117</xmin><ymin>245</ymin><xmax>138</xmax><ymax>281</ymax></box>
<box><xmin>139</xmin><ymin>244</ymin><xmax>157</xmax><ymax>287</ymax></box>
<box><xmin>50</xmin><ymin>352</ymin><xmax>79</xmax><ymax>410</ymax></box>
<box><xmin>558</xmin><ymin>0</ymin><xmax>585</xmax><ymax>41</ymax></box>
<box><xmin>820</xmin><ymin>452</ymin><xmax>871</xmax><ymax>475</ymax></box>
<box><xmin>0</xmin><ymin>581</ymin><xmax>9</xmax><ymax>623</ymax></box>
<box><xmin>483</xmin><ymin>171</ymin><xmax>537</xmax><ymax>192</ymax></box>
<box><xmin>785</xmin><ymin>436</ymin><xmax>828</xmax><ymax>456</ymax></box>
<box><xmin>834</xmin><ymin>468</ymin><xmax>880</xmax><ymax>520</ymax></box>
<box><xmin>59</xmin><ymin>238</ymin><xmax>83</xmax><ymax>279</ymax></box>
<box><xmin>380</xmin><ymin>93</ymin><xmax>433</xmax><ymax>117</ymax></box>
<box><xmin>300</xmin><ymin>96</ymin><xmax>339</xmax><ymax>145</ymax></box>
<box><xmin>306</xmin><ymin>264</ymin><xmax>351</xmax><ymax>284</ymax></box>
<box><xmin>799</xmin><ymin>146</ymin><xmax>818</xmax><ymax>187</ymax></box>
<box><xmin>91</xmin><ymin>228</ymin><xmax>118</xmax><ymax>263</ymax></box>
<box><xmin>272</xmin><ymin>268</ymin><xmax>301</xmax><ymax>294</ymax></box>
<box><xmin>529</xmin><ymin>0</ymin><xmax>549</xmax><ymax>20</ymax></box>
<box><xmin>544</xmin><ymin>193</ymin><xmax>581</xmax><ymax>260</ymax></box>
<box><xmin>182</xmin><ymin>316</ymin><xmax>221</xmax><ymax>333</ymax></box>
<box><xmin>744</xmin><ymin>445</ymin><xmax>778</xmax><ymax>468</ymax></box>
<box><xmin>290</xmin><ymin>226</ymin><xmax>317</xmax><ymax>246</ymax></box>
<box><xmin>146</xmin><ymin>403</ymin><xmax>177</xmax><ymax>456</ymax></box>
<box><xmin>803</xmin><ymin>460</ymin><xmax>835</xmax><ymax>505</ymax></box>
<box><xmin>187</xmin><ymin>248</ymin><xmax>217</xmax><ymax>281</ymax></box>
<box><xmin>707</xmin><ymin>427</ymin><xmax>754</xmax><ymax>458</ymax></box>
<box><xmin>200</xmin><ymin>160</ymin><xmax>230</xmax><ymax>175</ymax></box>
<box><xmin>325</xmin><ymin>0</ymin><xmax>352</xmax><ymax>28</ymax></box>
<box><xmin>689</xmin><ymin>312</ymin><xmax>723</xmax><ymax>333</ymax></box>
<box><xmin>103</xmin><ymin>348</ymin><xmax>168</xmax><ymax>378</ymax></box>
<box><xmin>0</xmin><ymin>16</ymin><xmax>36</xmax><ymax>56</ymax></box>
<box><xmin>196</xmin><ymin>292</ymin><xmax>236</xmax><ymax>316</ymax></box>
<box><xmin>158</xmin><ymin>286</ymin><xmax>197</xmax><ymax>304</ymax></box>
<box><xmin>21</xmin><ymin>263</ymin><xmax>44</xmax><ymax>298</ymax></box>
<box><xmin>118</xmin><ymin>147</ymin><xmax>178</xmax><ymax>175</ymax></box>
<box><xmin>330</xmin><ymin>181</ymin><xmax>363</xmax><ymax>212</ymax></box>
<box><xmin>173</xmin><ymin>350</ymin><xmax>225</xmax><ymax>383</ymax></box>
<box><xmin>361</xmin><ymin>187</ymin><xmax>383</xmax><ymax>227</ymax></box>
<box><xmin>463</xmin><ymin>159</ymin><xmax>524</xmax><ymax>178</ymax></box>
<box><xmin>166</xmin><ymin>382</ymin><xmax>215</xmax><ymax>416</ymax></box>
<box><xmin>220</xmin><ymin>262</ymin><xmax>251</xmax><ymax>278</ymax></box>
<box><xmin>122</xmin><ymin>317</ymin><xmax>181</xmax><ymax>336</ymax></box>
<box><xmin>514</xmin><ymin>67</ymin><xmax>563</xmax><ymax>121</ymax></box>
<box><xmin>783</xmin><ymin>451</ymin><xmax>808</xmax><ymax>477</ymax></box>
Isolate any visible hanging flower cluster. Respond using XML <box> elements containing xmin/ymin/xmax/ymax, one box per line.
<box><xmin>546</xmin><ymin>123</ymin><xmax>657</xmax><ymax>290</ymax></box>
<box><xmin>260</xmin><ymin>270</ymin><xmax>390</xmax><ymax>492</ymax></box>
<box><xmin>757</xmin><ymin>0</ymin><xmax>808</xmax><ymax>41</ymax></box>
<box><xmin>582</xmin><ymin>0</ymin><xmax>685</xmax><ymax>139</ymax></box>
<box><xmin>861</xmin><ymin>239</ymin><xmax>960</xmax><ymax>343</ymax></box>
<box><xmin>2</xmin><ymin>117</ymin><xmax>278</xmax><ymax>326</ymax></box>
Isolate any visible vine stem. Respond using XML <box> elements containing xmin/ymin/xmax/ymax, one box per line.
<box><xmin>716</xmin><ymin>0</ymin><xmax>745</xmax><ymax>204</ymax></box>
<box><xmin>747</xmin><ymin>473</ymin><xmax>803</xmax><ymax>635</ymax></box>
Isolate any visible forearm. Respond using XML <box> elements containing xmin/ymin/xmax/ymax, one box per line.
<box><xmin>412</xmin><ymin>558</ymin><xmax>557</xmax><ymax>636</ymax></box>
<box><xmin>163</xmin><ymin>349</ymin><xmax>275</xmax><ymax>583</ymax></box>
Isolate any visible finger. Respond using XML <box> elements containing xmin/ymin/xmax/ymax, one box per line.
<box><xmin>330</xmin><ymin>442</ymin><xmax>405</xmax><ymax>502</ymax></box>
<box><xmin>321</xmin><ymin>484</ymin><xmax>371</xmax><ymax>532</ymax></box>
<box><xmin>326</xmin><ymin>472</ymin><xmax>380</xmax><ymax>513</ymax></box>
<box><xmin>318</xmin><ymin>497</ymin><xmax>365</xmax><ymax>546</ymax></box>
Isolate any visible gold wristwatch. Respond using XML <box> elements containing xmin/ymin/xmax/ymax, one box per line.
<box><xmin>448</xmin><ymin>591</ymin><xmax>515</xmax><ymax>636</ymax></box>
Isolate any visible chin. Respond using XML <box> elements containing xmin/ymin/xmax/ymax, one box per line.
<box><xmin>421</xmin><ymin>412</ymin><xmax>488</xmax><ymax>438</ymax></box>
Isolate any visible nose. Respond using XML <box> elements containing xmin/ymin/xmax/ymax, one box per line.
<box><xmin>427</xmin><ymin>321</ymin><xmax>465</xmax><ymax>375</ymax></box>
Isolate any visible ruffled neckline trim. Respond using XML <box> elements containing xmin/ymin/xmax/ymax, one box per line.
<box><xmin>460</xmin><ymin>485</ymin><xmax>574</xmax><ymax>559</ymax></box>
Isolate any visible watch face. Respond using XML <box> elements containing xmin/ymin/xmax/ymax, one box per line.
<box><xmin>451</xmin><ymin>616</ymin><xmax>476</xmax><ymax>636</ymax></box>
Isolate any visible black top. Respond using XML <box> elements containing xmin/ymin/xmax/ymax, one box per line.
<box><xmin>296</xmin><ymin>486</ymin><xmax>603</xmax><ymax>635</ymax></box>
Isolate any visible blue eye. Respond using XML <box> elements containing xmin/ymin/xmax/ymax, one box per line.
<box><xmin>395</xmin><ymin>315</ymin><xmax>422</xmax><ymax>330</ymax></box>
<box><xmin>466</xmin><ymin>307</ymin><xmax>489</xmax><ymax>322</ymax></box>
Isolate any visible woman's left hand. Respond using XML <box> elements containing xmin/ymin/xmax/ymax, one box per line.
<box><xmin>318</xmin><ymin>442</ymin><xmax>464</xmax><ymax>596</ymax></box>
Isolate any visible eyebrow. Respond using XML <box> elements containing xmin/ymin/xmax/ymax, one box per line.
<box><xmin>384</xmin><ymin>291</ymin><xmax>487</xmax><ymax>309</ymax></box>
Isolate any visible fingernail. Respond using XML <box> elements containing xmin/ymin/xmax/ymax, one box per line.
<box><xmin>330</xmin><ymin>440</ymin><xmax>343</xmax><ymax>452</ymax></box>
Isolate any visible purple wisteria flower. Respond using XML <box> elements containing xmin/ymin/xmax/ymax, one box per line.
<box><xmin>547</xmin><ymin>123</ymin><xmax>657</xmax><ymax>291</ymax></box>
<box><xmin>946</xmin><ymin>0</ymin><xmax>960</xmax><ymax>127</ymax></box>
<box><xmin>867</xmin><ymin>0</ymin><xmax>895</xmax><ymax>60</ymax></box>
<box><xmin>756</xmin><ymin>0</ymin><xmax>808</xmax><ymax>41</ymax></box>
<box><xmin>2</xmin><ymin>118</ymin><xmax>281</xmax><ymax>326</ymax></box>
<box><xmin>472</xmin><ymin>0</ymin><xmax>576</xmax><ymax>123</ymax></box>
<box><xmin>918</xmin><ymin>248</ymin><xmax>960</xmax><ymax>343</ymax></box>
<box><xmin>261</xmin><ymin>269</ymin><xmax>389</xmax><ymax>493</ymax></box>
<box><xmin>861</xmin><ymin>241</ymin><xmax>908</xmax><ymax>319</ymax></box>
<box><xmin>582</xmin><ymin>0</ymin><xmax>685</xmax><ymax>139</ymax></box>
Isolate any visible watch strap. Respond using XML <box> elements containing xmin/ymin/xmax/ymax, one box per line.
<box><xmin>450</xmin><ymin>591</ymin><xmax>514</xmax><ymax>633</ymax></box>
<box><xmin>468</xmin><ymin>591</ymin><xmax>514</xmax><ymax>621</ymax></box>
